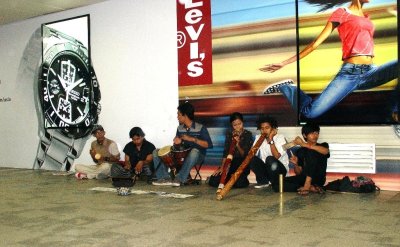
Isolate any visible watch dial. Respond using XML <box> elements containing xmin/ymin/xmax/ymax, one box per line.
<box><xmin>41</xmin><ymin>50</ymin><xmax>94</xmax><ymax>137</ymax></box>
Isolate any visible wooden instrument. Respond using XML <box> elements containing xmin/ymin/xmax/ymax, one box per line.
<box><xmin>216</xmin><ymin>134</ymin><xmax>267</xmax><ymax>200</ymax></box>
<box><xmin>217</xmin><ymin>131</ymin><xmax>240</xmax><ymax>193</ymax></box>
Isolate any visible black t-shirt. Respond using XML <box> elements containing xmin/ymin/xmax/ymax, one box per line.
<box><xmin>297</xmin><ymin>142</ymin><xmax>330</xmax><ymax>186</ymax></box>
<box><xmin>222</xmin><ymin>129</ymin><xmax>253</xmax><ymax>159</ymax></box>
<box><xmin>123</xmin><ymin>139</ymin><xmax>155</xmax><ymax>171</ymax></box>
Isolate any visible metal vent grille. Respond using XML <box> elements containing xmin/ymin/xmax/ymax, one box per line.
<box><xmin>327</xmin><ymin>143</ymin><xmax>376</xmax><ymax>173</ymax></box>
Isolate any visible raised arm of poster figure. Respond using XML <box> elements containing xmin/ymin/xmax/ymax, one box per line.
<box><xmin>259</xmin><ymin>21</ymin><xmax>336</xmax><ymax>73</ymax></box>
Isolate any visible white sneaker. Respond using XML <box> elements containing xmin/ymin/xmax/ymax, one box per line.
<box><xmin>254</xmin><ymin>183</ymin><xmax>270</xmax><ymax>189</ymax></box>
<box><xmin>152</xmin><ymin>179</ymin><xmax>172</xmax><ymax>186</ymax></box>
<box><xmin>263</xmin><ymin>79</ymin><xmax>294</xmax><ymax>94</ymax></box>
<box><xmin>75</xmin><ymin>172</ymin><xmax>87</xmax><ymax>179</ymax></box>
<box><xmin>171</xmin><ymin>179</ymin><xmax>181</xmax><ymax>187</ymax></box>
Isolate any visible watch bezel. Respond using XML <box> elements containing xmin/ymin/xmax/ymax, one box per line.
<box><xmin>39</xmin><ymin>41</ymin><xmax>100</xmax><ymax>139</ymax></box>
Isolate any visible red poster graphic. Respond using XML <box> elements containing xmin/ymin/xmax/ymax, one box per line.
<box><xmin>176</xmin><ymin>0</ymin><xmax>212</xmax><ymax>86</ymax></box>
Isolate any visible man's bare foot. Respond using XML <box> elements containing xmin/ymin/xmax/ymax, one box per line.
<box><xmin>298</xmin><ymin>188</ymin><xmax>309</xmax><ymax>195</ymax></box>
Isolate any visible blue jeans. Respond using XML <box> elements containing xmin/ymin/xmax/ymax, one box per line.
<box><xmin>280</xmin><ymin>60</ymin><xmax>398</xmax><ymax>118</ymax></box>
<box><xmin>153</xmin><ymin>148</ymin><xmax>204</xmax><ymax>183</ymax></box>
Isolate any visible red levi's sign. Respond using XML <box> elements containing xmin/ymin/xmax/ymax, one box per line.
<box><xmin>176</xmin><ymin>0</ymin><xmax>213</xmax><ymax>86</ymax></box>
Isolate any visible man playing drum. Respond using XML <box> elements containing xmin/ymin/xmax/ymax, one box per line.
<box><xmin>152</xmin><ymin>102</ymin><xmax>213</xmax><ymax>187</ymax></box>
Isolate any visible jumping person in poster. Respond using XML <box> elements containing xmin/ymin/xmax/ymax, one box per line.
<box><xmin>260</xmin><ymin>0</ymin><xmax>399</xmax><ymax>122</ymax></box>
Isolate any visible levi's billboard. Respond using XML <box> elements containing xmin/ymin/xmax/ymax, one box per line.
<box><xmin>177</xmin><ymin>0</ymin><xmax>213</xmax><ymax>86</ymax></box>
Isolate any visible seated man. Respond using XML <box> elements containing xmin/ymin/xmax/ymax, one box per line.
<box><xmin>269</xmin><ymin>122</ymin><xmax>330</xmax><ymax>195</ymax></box>
<box><xmin>152</xmin><ymin>102</ymin><xmax>213</xmax><ymax>187</ymax></box>
<box><xmin>74</xmin><ymin>125</ymin><xmax>120</xmax><ymax>179</ymax></box>
<box><xmin>208</xmin><ymin>112</ymin><xmax>254</xmax><ymax>189</ymax></box>
<box><xmin>110</xmin><ymin>127</ymin><xmax>155</xmax><ymax>189</ymax></box>
<box><xmin>249</xmin><ymin>115</ymin><xmax>289</xmax><ymax>188</ymax></box>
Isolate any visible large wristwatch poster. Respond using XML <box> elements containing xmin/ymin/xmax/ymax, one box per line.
<box><xmin>36</xmin><ymin>15</ymin><xmax>101</xmax><ymax>171</ymax></box>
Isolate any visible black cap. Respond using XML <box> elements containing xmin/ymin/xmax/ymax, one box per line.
<box><xmin>91</xmin><ymin>124</ymin><xmax>104</xmax><ymax>134</ymax></box>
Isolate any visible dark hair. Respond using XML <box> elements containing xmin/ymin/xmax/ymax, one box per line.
<box><xmin>229</xmin><ymin>112</ymin><xmax>244</xmax><ymax>123</ymax></box>
<box><xmin>177</xmin><ymin>101</ymin><xmax>195</xmax><ymax>120</ymax></box>
<box><xmin>301</xmin><ymin>122</ymin><xmax>320</xmax><ymax>136</ymax></box>
<box><xmin>129</xmin><ymin>127</ymin><xmax>145</xmax><ymax>138</ymax></box>
<box><xmin>304</xmin><ymin>0</ymin><xmax>350</xmax><ymax>12</ymax></box>
<box><xmin>256</xmin><ymin>115</ymin><xmax>278</xmax><ymax>129</ymax></box>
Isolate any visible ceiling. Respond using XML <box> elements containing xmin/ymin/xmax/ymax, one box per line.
<box><xmin>0</xmin><ymin>0</ymin><xmax>109</xmax><ymax>26</ymax></box>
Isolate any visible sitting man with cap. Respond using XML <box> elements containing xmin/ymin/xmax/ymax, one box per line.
<box><xmin>74</xmin><ymin>125</ymin><xmax>121</xmax><ymax>179</ymax></box>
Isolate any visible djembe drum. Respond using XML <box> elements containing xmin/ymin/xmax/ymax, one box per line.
<box><xmin>157</xmin><ymin>145</ymin><xmax>175</xmax><ymax>169</ymax></box>
<box><xmin>171</xmin><ymin>144</ymin><xmax>191</xmax><ymax>167</ymax></box>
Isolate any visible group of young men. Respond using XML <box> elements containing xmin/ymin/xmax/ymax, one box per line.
<box><xmin>74</xmin><ymin>102</ymin><xmax>330</xmax><ymax>196</ymax></box>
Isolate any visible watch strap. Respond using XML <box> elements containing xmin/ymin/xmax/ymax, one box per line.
<box><xmin>35</xmin><ymin>129</ymin><xmax>88</xmax><ymax>171</ymax></box>
<box><xmin>42</xmin><ymin>25</ymin><xmax>87</xmax><ymax>56</ymax></box>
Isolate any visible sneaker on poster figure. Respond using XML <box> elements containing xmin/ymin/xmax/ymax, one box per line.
<box><xmin>263</xmin><ymin>79</ymin><xmax>294</xmax><ymax>94</ymax></box>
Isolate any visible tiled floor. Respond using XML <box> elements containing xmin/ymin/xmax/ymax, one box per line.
<box><xmin>1</xmin><ymin>168</ymin><xmax>399</xmax><ymax>247</ymax></box>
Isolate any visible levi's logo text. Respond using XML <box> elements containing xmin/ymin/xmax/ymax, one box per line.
<box><xmin>177</xmin><ymin>0</ymin><xmax>212</xmax><ymax>86</ymax></box>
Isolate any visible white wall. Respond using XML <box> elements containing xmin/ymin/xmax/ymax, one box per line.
<box><xmin>79</xmin><ymin>0</ymin><xmax>179</xmax><ymax>162</ymax></box>
<box><xmin>278</xmin><ymin>126</ymin><xmax>400</xmax><ymax>160</ymax></box>
<box><xmin>0</xmin><ymin>0</ymin><xmax>399</xmax><ymax>169</ymax></box>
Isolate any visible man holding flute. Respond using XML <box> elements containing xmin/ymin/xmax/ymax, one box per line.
<box><xmin>249</xmin><ymin>115</ymin><xmax>289</xmax><ymax>189</ymax></box>
<box><xmin>208</xmin><ymin>112</ymin><xmax>254</xmax><ymax>189</ymax></box>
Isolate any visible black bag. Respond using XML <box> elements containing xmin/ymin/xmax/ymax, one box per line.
<box><xmin>324</xmin><ymin>177</ymin><xmax>343</xmax><ymax>191</ymax></box>
<box><xmin>351</xmin><ymin>176</ymin><xmax>380</xmax><ymax>193</ymax></box>
<box><xmin>112</xmin><ymin>176</ymin><xmax>137</xmax><ymax>188</ymax></box>
<box><xmin>324</xmin><ymin>176</ymin><xmax>379</xmax><ymax>193</ymax></box>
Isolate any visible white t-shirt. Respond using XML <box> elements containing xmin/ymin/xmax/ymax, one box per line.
<box><xmin>108</xmin><ymin>142</ymin><xmax>120</xmax><ymax>156</ymax></box>
<box><xmin>253</xmin><ymin>133</ymin><xmax>289</xmax><ymax>173</ymax></box>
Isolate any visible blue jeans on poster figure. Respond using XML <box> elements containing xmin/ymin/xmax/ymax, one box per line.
<box><xmin>153</xmin><ymin>148</ymin><xmax>204</xmax><ymax>183</ymax></box>
<box><xmin>280</xmin><ymin>60</ymin><xmax>398</xmax><ymax>119</ymax></box>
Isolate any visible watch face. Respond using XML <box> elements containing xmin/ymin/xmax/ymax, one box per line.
<box><xmin>40</xmin><ymin>42</ymin><xmax>98</xmax><ymax>138</ymax></box>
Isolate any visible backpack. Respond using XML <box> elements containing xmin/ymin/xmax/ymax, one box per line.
<box><xmin>324</xmin><ymin>176</ymin><xmax>380</xmax><ymax>193</ymax></box>
<box><xmin>351</xmin><ymin>176</ymin><xmax>379</xmax><ymax>193</ymax></box>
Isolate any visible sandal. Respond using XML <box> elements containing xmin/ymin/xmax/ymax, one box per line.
<box><xmin>315</xmin><ymin>186</ymin><xmax>325</xmax><ymax>194</ymax></box>
<box><xmin>310</xmin><ymin>185</ymin><xmax>325</xmax><ymax>194</ymax></box>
